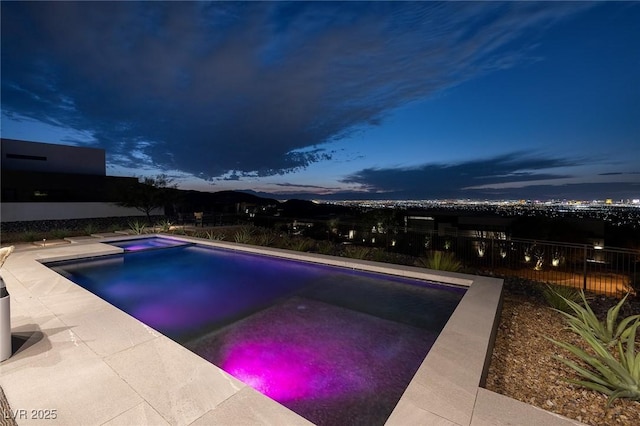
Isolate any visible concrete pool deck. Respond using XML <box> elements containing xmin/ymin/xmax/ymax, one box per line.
<box><xmin>0</xmin><ymin>235</ymin><xmax>584</xmax><ymax>425</ymax></box>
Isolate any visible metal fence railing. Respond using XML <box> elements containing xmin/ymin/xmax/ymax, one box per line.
<box><xmin>393</xmin><ymin>232</ymin><xmax>638</xmax><ymax>297</ymax></box>
<box><xmin>257</xmin><ymin>217</ymin><xmax>639</xmax><ymax>297</ymax></box>
<box><xmin>177</xmin><ymin>215</ymin><xmax>639</xmax><ymax>298</ymax></box>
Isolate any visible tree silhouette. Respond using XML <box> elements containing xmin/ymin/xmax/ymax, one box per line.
<box><xmin>117</xmin><ymin>174</ymin><xmax>177</xmax><ymax>223</ymax></box>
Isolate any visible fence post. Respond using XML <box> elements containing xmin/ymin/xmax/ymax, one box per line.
<box><xmin>583</xmin><ymin>244</ymin><xmax>588</xmax><ymax>291</ymax></box>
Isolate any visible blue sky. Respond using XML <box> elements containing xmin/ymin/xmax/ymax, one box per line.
<box><xmin>2</xmin><ymin>1</ymin><xmax>639</xmax><ymax>200</ymax></box>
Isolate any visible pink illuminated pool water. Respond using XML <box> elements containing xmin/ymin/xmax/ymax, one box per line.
<box><xmin>109</xmin><ymin>237</ymin><xmax>191</xmax><ymax>251</ymax></box>
<box><xmin>48</xmin><ymin>239</ymin><xmax>465</xmax><ymax>425</ymax></box>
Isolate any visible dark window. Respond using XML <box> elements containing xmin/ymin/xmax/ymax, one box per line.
<box><xmin>6</xmin><ymin>153</ymin><xmax>47</xmax><ymax>161</ymax></box>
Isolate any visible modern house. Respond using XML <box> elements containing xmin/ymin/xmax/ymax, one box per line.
<box><xmin>0</xmin><ymin>138</ymin><xmax>151</xmax><ymax>222</ymax></box>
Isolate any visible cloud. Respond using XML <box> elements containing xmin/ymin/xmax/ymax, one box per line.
<box><xmin>341</xmin><ymin>152</ymin><xmax>581</xmax><ymax>199</ymax></box>
<box><xmin>275</xmin><ymin>183</ymin><xmax>341</xmax><ymax>190</ymax></box>
<box><xmin>1</xmin><ymin>1</ymin><xmax>591</xmax><ymax>180</ymax></box>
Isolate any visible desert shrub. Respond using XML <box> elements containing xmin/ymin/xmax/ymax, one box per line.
<box><xmin>205</xmin><ymin>230</ymin><xmax>226</xmax><ymax>241</ymax></box>
<box><xmin>21</xmin><ymin>230</ymin><xmax>41</xmax><ymax>242</ymax></box>
<box><xmin>155</xmin><ymin>219</ymin><xmax>172</xmax><ymax>232</ymax></box>
<box><xmin>83</xmin><ymin>223</ymin><xmax>97</xmax><ymax>235</ymax></box>
<box><xmin>370</xmin><ymin>250</ymin><xmax>417</xmax><ymax>266</ymax></box>
<box><xmin>548</xmin><ymin>292</ymin><xmax>640</xmax><ymax>407</ymax></box>
<box><xmin>315</xmin><ymin>240</ymin><xmax>338</xmax><ymax>255</ymax></box>
<box><xmin>286</xmin><ymin>237</ymin><xmax>314</xmax><ymax>252</ymax></box>
<box><xmin>50</xmin><ymin>228</ymin><xmax>70</xmax><ymax>239</ymax></box>
<box><xmin>543</xmin><ymin>284</ymin><xmax>581</xmax><ymax>313</ymax></box>
<box><xmin>553</xmin><ymin>290</ymin><xmax>640</xmax><ymax>347</ymax></box>
<box><xmin>416</xmin><ymin>250</ymin><xmax>462</xmax><ymax>272</ymax></box>
<box><xmin>192</xmin><ymin>230</ymin><xmax>208</xmax><ymax>239</ymax></box>
<box><xmin>128</xmin><ymin>220</ymin><xmax>147</xmax><ymax>235</ymax></box>
<box><xmin>108</xmin><ymin>224</ymin><xmax>123</xmax><ymax>233</ymax></box>
<box><xmin>233</xmin><ymin>226</ymin><xmax>255</xmax><ymax>244</ymax></box>
<box><xmin>255</xmin><ymin>229</ymin><xmax>278</xmax><ymax>247</ymax></box>
<box><xmin>343</xmin><ymin>245</ymin><xmax>371</xmax><ymax>260</ymax></box>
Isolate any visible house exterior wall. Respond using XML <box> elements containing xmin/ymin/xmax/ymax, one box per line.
<box><xmin>1</xmin><ymin>138</ymin><xmax>106</xmax><ymax>175</ymax></box>
<box><xmin>0</xmin><ymin>202</ymin><xmax>161</xmax><ymax>222</ymax></box>
<box><xmin>0</xmin><ymin>139</ymin><xmax>164</xmax><ymax>222</ymax></box>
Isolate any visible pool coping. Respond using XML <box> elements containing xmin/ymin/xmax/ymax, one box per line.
<box><xmin>0</xmin><ymin>234</ymin><xmax>584</xmax><ymax>425</ymax></box>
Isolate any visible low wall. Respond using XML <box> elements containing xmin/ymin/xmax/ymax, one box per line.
<box><xmin>0</xmin><ymin>202</ymin><xmax>163</xmax><ymax>222</ymax></box>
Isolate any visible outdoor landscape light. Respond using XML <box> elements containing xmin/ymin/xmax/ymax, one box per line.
<box><xmin>477</xmin><ymin>242</ymin><xmax>486</xmax><ymax>258</ymax></box>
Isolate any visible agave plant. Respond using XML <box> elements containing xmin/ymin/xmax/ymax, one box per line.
<box><xmin>256</xmin><ymin>229</ymin><xmax>278</xmax><ymax>247</ymax></box>
<box><xmin>205</xmin><ymin>230</ymin><xmax>225</xmax><ymax>241</ymax></box>
<box><xmin>548</xmin><ymin>319</ymin><xmax>640</xmax><ymax>407</ymax></box>
<box><xmin>128</xmin><ymin>220</ymin><xmax>147</xmax><ymax>235</ymax></box>
<box><xmin>83</xmin><ymin>223</ymin><xmax>97</xmax><ymax>235</ymax></box>
<box><xmin>343</xmin><ymin>245</ymin><xmax>371</xmax><ymax>260</ymax></box>
<box><xmin>155</xmin><ymin>219</ymin><xmax>172</xmax><ymax>232</ymax></box>
<box><xmin>415</xmin><ymin>250</ymin><xmax>462</xmax><ymax>272</ymax></box>
<box><xmin>287</xmin><ymin>237</ymin><xmax>314</xmax><ymax>253</ymax></box>
<box><xmin>233</xmin><ymin>226</ymin><xmax>255</xmax><ymax>244</ymax></box>
<box><xmin>542</xmin><ymin>284</ymin><xmax>581</xmax><ymax>313</ymax></box>
<box><xmin>50</xmin><ymin>228</ymin><xmax>71</xmax><ymax>239</ymax></box>
<box><xmin>553</xmin><ymin>290</ymin><xmax>640</xmax><ymax>347</ymax></box>
<box><xmin>315</xmin><ymin>240</ymin><xmax>337</xmax><ymax>255</ymax></box>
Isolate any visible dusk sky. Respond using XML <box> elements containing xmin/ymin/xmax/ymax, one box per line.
<box><xmin>2</xmin><ymin>1</ymin><xmax>639</xmax><ymax>201</ymax></box>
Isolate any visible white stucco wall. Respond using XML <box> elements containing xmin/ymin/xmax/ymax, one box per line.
<box><xmin>0</xmin><ymin>202</ymin><xmax>163</xmax><ymax>222</ymax></box>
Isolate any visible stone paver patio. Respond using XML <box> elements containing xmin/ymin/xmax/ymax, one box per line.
<box><xmin>0</xmin><ymin>235</ymin><xmax>583</xmax><ymax>425</ymax></box>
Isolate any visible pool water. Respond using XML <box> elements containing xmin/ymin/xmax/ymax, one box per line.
<box><xmin>109</xmin><ymin>237</ymin><xmax>192</xmax><ymax>252</ymax></box>
<box><xmin>48</xmin><ymin>241</ymin><xmax>465</xmax><ymax>425</ymax></box>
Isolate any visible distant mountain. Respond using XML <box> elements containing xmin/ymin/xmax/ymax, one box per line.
<box><xmin>279</xmin><ymin>198</ymin><xmax>355</xmax><ymax>218</ymax></box>
<box><xmin>174</xmin><ymin>189</ymin><xmax>279</xmax><ymax>212</ymax></box>
<box><xmin>236</xmin><ymin>189</ymin><xmax>300</xmax><ymax>201</ymax></box>
<box><xmin>204</xmin><ymin>190</ymin><xmax>279</xmax><ymax>205</ymax></box>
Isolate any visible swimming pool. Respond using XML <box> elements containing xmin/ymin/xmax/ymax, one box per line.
<box><xmin>47</xmin><ymin>237</ymin><xmax>465</xmax><ymax>425</ymax></box>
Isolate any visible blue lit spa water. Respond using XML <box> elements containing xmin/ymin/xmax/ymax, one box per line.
<box><xmin>48</xmin><ymin>238</ymin><xmax>465</xmax><ymax>425</ymax></box>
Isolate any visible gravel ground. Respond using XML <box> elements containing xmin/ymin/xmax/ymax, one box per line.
<box><xmin>485</xmin><ymin>279</ymin><xmax>640</xmax><ymax>426</ymax></box>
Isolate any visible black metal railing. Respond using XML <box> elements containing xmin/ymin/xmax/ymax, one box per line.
<box><xmin>178</xmin><ymin>215</ymin><xmax>639</xmax><ymax>297</ymax></box>
<box><xmin>250</xmin><ymin>217</ymin><xmax>639</xmax><ymax>297</ymax></box>
<box><xmin>349</xmin><ymin>228</ymin><xmax>638</xmax><ymax>297</ymax></box>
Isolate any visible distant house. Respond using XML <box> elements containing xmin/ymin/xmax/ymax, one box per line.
<box><xmin>0</xmin><ymin>138</ymin><xmax>153</xmax><ymax>222</ymax></box>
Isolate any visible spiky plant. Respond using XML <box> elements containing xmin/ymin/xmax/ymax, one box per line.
<box><xmin>155</xmin><ymin>219</ymin><xmax>172</xmax><ymax>232</ymax></box>
<box><xmin>343</xmin><ymin>245</ymin><xmax>371</xmax><ymax>260</ymax></box>
<box><xmin>287</xmin><ymin>237</ymin><xmax>314</xmax><ymax>253</ymax></box>
<box><xmin>256</xmin><ymin>229</ymin><xmax>278</xmax><ymax>247</ymax></box>
<box><xmin>205</xmin><ymin>230</ymin><xmax>225</xmax><ymax>241</ymax></box>
<box><xmin>415</xmin><ymin>250</ymin><xmax>462</xmax><ymax>272</ymax></box>
<box><xmin>50</xmin><ymin>228</ymin><xmax>70</xmax><ymax>239</ymax></box>
<box><xmin>542</xmin><ymin>284</ymin><xmax>581</xmax><ymax>313</ymax></box>
<box><xmin>128</xmin><ymin>220</ymin><xmax>147</xmax><ymax>235</ymax></box>
<box><xmin>83</xmin><ymin>223</ymin><xmax>96</xmax><ymax>236</ymax></box>
<box><xmin>315</xmin><ymin>240</ymin><xmax>337</xmax><ymax>255</ymax></box>
<box><xmin>553</xmin><ymin>290</ymin><xmax>640</xmax><ymax>347</ymax></box>
<box><xmin>233</xmin><ymin>226</ymin><xmax>255</xmax><ymax>244</ymax></box>
<box><xmin>548</xmin><ymin>319</ymin><xmax>640</xmax><ymax>407</ymax></box>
